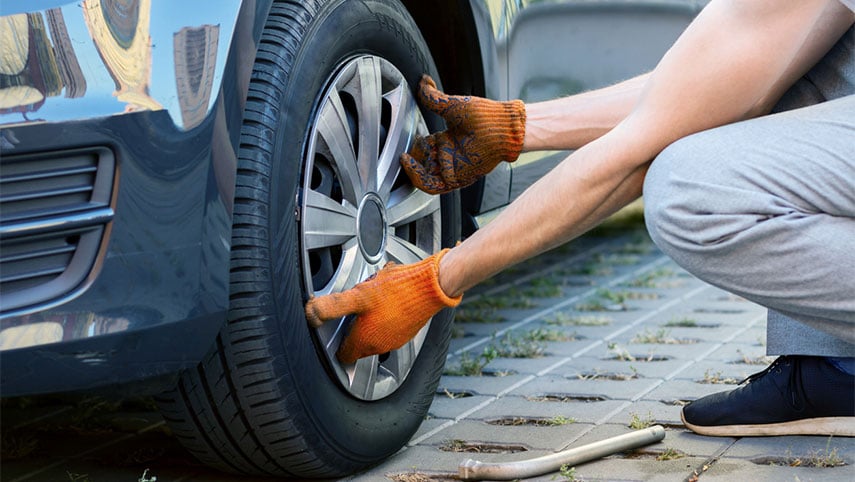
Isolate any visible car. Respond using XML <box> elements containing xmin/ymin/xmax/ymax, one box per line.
<box><xmin>0</xmin><ymin>0</ymin><xmax>699</xmax><ymax>477</ymax></box>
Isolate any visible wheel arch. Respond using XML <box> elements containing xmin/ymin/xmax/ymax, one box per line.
<box><xmin>401</xmin><ymin>0</ymin><xmax>488</xmax><ymax>97</ymax></box>
<box><xmin>400</xmin><ymin>0</ymin><xmax>494</xmax><ymax>235</ymax></box>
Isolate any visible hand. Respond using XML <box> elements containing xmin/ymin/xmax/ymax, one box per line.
<box><xmin>401</xmin><ymin>75</ymin><xmax>526</xmax><ymax>194</ymax></box>
<box><xmin>305</xmin><ymin>249</ymin><xmax>462</xmax><ymax>364</ymax></box>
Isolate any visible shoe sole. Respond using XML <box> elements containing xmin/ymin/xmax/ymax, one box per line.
<box><xmin>681</xmin><ymin>411</ymin><xmax>855</xmax><ymax>437</ymax></box>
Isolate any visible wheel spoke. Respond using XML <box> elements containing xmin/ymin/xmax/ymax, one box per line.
<box><xmin>377</xmin><ymin>80</ymin><xmax>424</xmax><ymax>198</ymax></box>
<box><xmin>391</xmin><ymin>339</ymin><xmax>416</xmax><ymax>379</ymax></box>
<box><xmin>343</xmin><ymin>57</ymin><xmax>383</xmax><ymax>193</ymax></box>
<box><xmin>326</xmin><ymin>240</ymin><xmax>372</xmax><ymax>294</ymax></box>
<box><xmin>316</xmin><ymin>92</ymin><xmax>361</xmax><ymax>204</ymax></box>
<box><xmin>349</xmin><ymin>355</ymin><xmax>379</xmax><ymax>399</ymax></box>
<box><xmin>387</xmin><ymin>184</ymin><xmax>440</xmax><ymax>227</ymax></box>
<box><xmin>385</xmin><ymin>234</ymin><xmax>430</xmax><ymax>265</ymax></box>
<box><xmin>302</xmin><ymin>189</ymin><xmax>357</xmax><ymax>250</ymax></box>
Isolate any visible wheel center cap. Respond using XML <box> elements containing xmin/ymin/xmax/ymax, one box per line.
<box><xmin>356</xmin><ymin>192</ymin><xmax>387</xmax><ymax>263</ymax></box>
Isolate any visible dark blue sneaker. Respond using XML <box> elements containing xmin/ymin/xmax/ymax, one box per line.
<box><xmin>681</xmin><ymin>356</ymin><xmax>855</xmax><ymax>436</ymax></box>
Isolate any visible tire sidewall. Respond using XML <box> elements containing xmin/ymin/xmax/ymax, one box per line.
<box><xmin>264</xmin><ymin>0</ymin><xmax>454</xmax><ymax>463</ymax></box>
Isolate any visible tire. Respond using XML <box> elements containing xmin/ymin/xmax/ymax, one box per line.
<box><xmin>155</xmin><ymin>0</ymin><xmax>460</xmax><ymax>477</ymax></box>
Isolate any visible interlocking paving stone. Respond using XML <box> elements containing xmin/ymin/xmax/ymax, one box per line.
<box><xmin>417</xmin><ymin>419</ymin><xmax>590</xmax><ymax>452</ymax></box>
<box><xmin>475</xmin><ymin>395</ymin><xmax>627</xmax><ymax>425</ymax></box>
<box><xmin>698</xmin><ymin>458</ymin><xmax>855</xmax><ymax>482</ymax></box>
<box><xmin>3</xmin><ymin>226</ymin><xmax>849</xmax><ymax>482</ymax></box>
<box><xmin>437</xmin><ymin>373</ymin><xmax>531</xmax><ymax>396</ymax></box>
<box><xmin>427</xmin><ymin>393</ymin><xmax>496</xmax><ymax>420</ymax></box>
<box><xmin>349</xmin><ymin>227</ymin><xmax>853</xmax><ymax>481</ymax></box>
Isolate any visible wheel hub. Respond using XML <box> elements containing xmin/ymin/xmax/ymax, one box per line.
<box><xmin>356</xmin><ymin>192</ymin><xmax>387</xmax><ymax>264</ymax></box>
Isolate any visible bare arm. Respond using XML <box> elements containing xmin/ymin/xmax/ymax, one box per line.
<box><xmin>523</xmin><ymin>73</ymin><xmax>649</xmax><ymax>151</ymax></box>
<box><xmin>522</xmin><ymin>0</ymin><xmax>854</xmax><ymax>153</ymax></box>
<box><xmin>440</xmin><ymin>0</ymin><xmax>854</xmax><ymax>296</ymax></box>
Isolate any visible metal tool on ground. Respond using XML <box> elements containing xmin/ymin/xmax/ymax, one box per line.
<box><xmin>457</xmin><ymin>425</ymin><xmax>666</xmax><ymax>480</ymax></box>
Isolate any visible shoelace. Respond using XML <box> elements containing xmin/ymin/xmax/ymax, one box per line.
<box><xmin>741</xmin><ymin>355</ymin><xmax>805</xmax><ymax>411</ymax></box>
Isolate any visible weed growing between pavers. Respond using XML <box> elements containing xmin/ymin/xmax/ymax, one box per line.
<box><xmin>620</xmin><ymin>447</ymin><xmax>687</xmax><ymax>461</ymax></box>
<box><xmin>388</xmin><ymin>471</ymin><xmax>459</xmax><ymax>482</ymax></box>
<box><xmin>526</xmin><ymin>394</ymin><xmax>609</xmax><ymax>403</ymax></box>
<box><xmin>564</xmin><ymin>261</ymin><xmax>614</xmax><ymax>277</ymax></box>
<box><xmin>631</xmin><ymin>328</ymin><xmax>698</xmax><ymax>345</ymax></box>
<box><xmin>576</xmin><ymin>369</ymin><xmax>638</xmax><ymax>381</ymax></box>
<box><xmin>443</xmin><ymin>348</ymin><xmax>497</xmax><ymax>376</ymax></box>
<box><xmin>575</xmin><ymin>288</ymin><xmax>649</xmax><ymax>312</ymax></box>
<box><xmin>607</xmin><ymin>342</ymin><xmax>635</xmax><ymax>361</ymax></box>
<box><xmin>699</xmin><ymin>369</ymin><xmax>740</xmax><ymax>385</ymax></box>
<box><xmin>628</xmin><ymin>411</ymin><xmax>656</xmax><ymax>429</ymax></box>
<box><xmin>606</xmin><ymin>342</ymin><xmax>670</xmax><ymax>362</ymax></box>
<box><xmin>558</xmin><ymin>464</ymin><xmax>578</xmax><ymax>481</ymax></box>
<box><xmin>663</xmin><ymin>317</ymin><xmax>720</xmax><ymax>328</ymax></box>
<box><xmin>563</xmin><ymin>252</ymin><xmax>645</xmax><ymax>278</ymax></box>
<box><xmin>439</xmin><ymin>439</ymin><xmax>528</xmax><ymax>454</ymax></box>
<box><xmin>752</xmin><ymin>439</ymin><xmax>847</xmax><ymax>468</ymax></box>
<box><xmin>481</xmin><ymin>368</ymin><xmax>518</xmax><ymax>377</ymax></box>
<box><xmin>693</xmin><ymin>307</ymin><xmax>747</xmax><ymax>314</ymax></box>
<box><xmin>512</xmin><ymin>276</ymin><xmax>567</xmax><ymax>299</ymax></box>
<box><xmin>544</xmin><ymin>312</ymin><xmax>612</xmax><ymax>326</ymax></box>
<box><xmin>731</xmin><ymin>349</ymin><xmax>774</xmax><ymax>366</ymax></box>
<box><xmin>524</xmin><ymin>328</ymin><xmax>580</xmax><ymax>342</ymax></box>
<box><xmin>454</xmin><ymin>307</ymin><xmax>505</xmax><ymax>323</ymax></box>
<box><xmin>656</xmin><ymin>447</ymin><xmax>687</xmax><ymax>461</ymax></box>
<box><xmin>575</xmin><ymin>298</ymin><xmax>624</xmax><ymax>312</ymax></box>
<box><xmin>465</xmin><ymin>295</ymin><xmax>536</xmax><ymax>311</ymax></box>
<box><xmin>624</xmin><ymin>268</ymin><xmax>678</xmax><ymax>288</ymax></box>
<box><xmin>492</xmin><ymin>332</ymin><xmax>546</xmax><ymax>358</ymax></box>
<box><xmin>486</xmin><ymin>415</ymin><xmax>577</xmax><ymax>426</ymax></box>
<box><xmin>437</xmin><ymin>388</ymin><xmax>474</xmax><ymax>399</ymax></box>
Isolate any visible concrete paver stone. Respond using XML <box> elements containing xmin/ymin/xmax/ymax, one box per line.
<box><xmin>2</xmin><ymin>227</ymin><xmax>851</xmax><ymax>481</ymax></box>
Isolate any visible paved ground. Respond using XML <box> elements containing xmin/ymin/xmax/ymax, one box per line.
<box><xmin>2</xmin><ymin>213</ymin><xmax>853</xmax><ymax>481</ymax></box>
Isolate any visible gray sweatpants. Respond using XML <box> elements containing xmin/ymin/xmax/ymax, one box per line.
<box><xmin>643</xmin><ymin>27</ymin><xmax>855</xmax><ymax>357</ymax></box>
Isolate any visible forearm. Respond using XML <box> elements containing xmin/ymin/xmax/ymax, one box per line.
<box><xmin>522</xmin><ymin>0</ymin><xmax>853</xmax><ymax>155</ymax></box>
<box><xmin>440</xmin><ymin>136</ymin><xmax>648</xmax><ymax>296</ymax></box>
<box><xmin>522</xmin><ymin>74</ymin><xmax>649</xmax><ymax>151</ymax></box>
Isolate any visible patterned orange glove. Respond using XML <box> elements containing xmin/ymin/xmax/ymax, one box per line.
<box><xmin>401</xmin><ymin>75</ymin><xmax>526</xmax><ymax>194</ymax></box>
<box><xmin>305</xmin><ymin>249</ymin><xmax>462</xmax><ymax>364</ymax></box>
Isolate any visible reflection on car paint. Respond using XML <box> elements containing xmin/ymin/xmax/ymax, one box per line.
<box><xmin>0</xmin><ymin>0</ymin><xmax>236</xmax><ymax>130</ymax></box>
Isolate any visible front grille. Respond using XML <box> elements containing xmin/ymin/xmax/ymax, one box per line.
<box><xmin>1</xmin><ymin>152</ymin><xmax>101</xmax><ymax>221</ymax></box>
<box><xmin>0</xmin><ymin>147</ymin><xmax>115</xmax><ymax>314</ymax></box>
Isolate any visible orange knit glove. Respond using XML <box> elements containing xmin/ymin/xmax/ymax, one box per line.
<box><xmin>401</xmin><ymin>75</ymin><xmax>526</xmax><ymax>194</ymax></box>
<box><xmin>305</xmin><ymin>249</ymin><xmax>462</xmax><ymax>364</ymax></box>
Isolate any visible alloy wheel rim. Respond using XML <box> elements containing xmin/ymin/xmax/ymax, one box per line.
<box><xmin>300</xmin><ymin>55</ymin><xmax>441</xmax><ymax>400</ymax></box>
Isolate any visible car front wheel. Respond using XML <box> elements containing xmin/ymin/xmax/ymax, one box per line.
<box><xmin>156</xmin><ymin>0</ymin><xmax>459</xmax><ymax>477</ymax></box>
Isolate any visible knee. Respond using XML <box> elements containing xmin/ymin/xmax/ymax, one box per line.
<box><xmin>643</xmin><ymin>135</ymin><xmax>718</xmax><ymax>264</ymax></box>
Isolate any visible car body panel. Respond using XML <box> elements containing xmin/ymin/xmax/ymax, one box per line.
<box><xmin>0</xmin><ymin>0</ymin><xmax>273</xmax><ymax>395</ymax></box>
<box><xmin>1</xmin><ymin>0</ymin><xmax>702</xmax><ymax>397</ymax></box>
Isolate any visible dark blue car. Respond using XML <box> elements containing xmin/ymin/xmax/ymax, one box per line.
<box><xmin>0</xmin><ymin>0</ymin><xmax>696</xmax><ymax>476</ymax></box>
